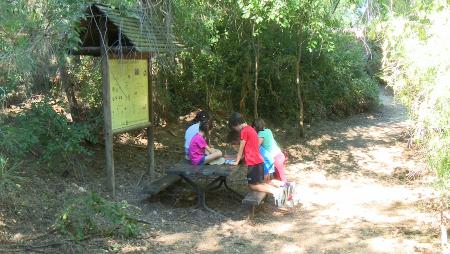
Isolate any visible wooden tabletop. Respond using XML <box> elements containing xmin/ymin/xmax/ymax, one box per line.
<box><xmin>166</xmin><ymin>160</ymin><xmax>241</xmax><ymax>177</ymax></box>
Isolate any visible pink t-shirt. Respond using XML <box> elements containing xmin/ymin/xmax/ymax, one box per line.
<box><xmin>189</xmin><ymin>133</ymin><xmax>207</xmax><ymax>165</ymax></box>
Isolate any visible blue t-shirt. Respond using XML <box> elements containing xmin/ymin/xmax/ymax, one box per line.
<box><xmin>258</xmin><ymin>129</ymin><xmax>281</xmax><ymax>157</ymax></box>
<box><xmin>185</xmin><ymin>123</ymin><xmax>200</xmax><ymax>151</ymax></box>
<box><xmin>260</xmin><ymin>146</ymin><xmax>275</xmax><ymax>175</ymax></box>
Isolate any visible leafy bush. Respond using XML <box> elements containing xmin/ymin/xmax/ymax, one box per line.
<box><xmin>55</xmin><ymin>192</ymin><xmax>139</xmax><ymax>242</ymax></box>
<box><xmin>164</xmin><ymin>1</ymin><xmax>381</xmax><ymax>124</ymax></box>
<box><xmin>378</xmin><ymin>3</ymin><xmax>450</xmax><ymax>189</ymax></box>
<box><xmin>0</xmin><ymin>100</ymin><xmax>94</xmax><ymax>170</ymax></box>
<box><xmin>0</xmin><ymin>86</ymin><xmax>6</xmax><ymax>110</ymax></box>
<box><xmin>74</xmin><ymin>57</ymin><xmax>103</xmax><ymax>110</ymax></box>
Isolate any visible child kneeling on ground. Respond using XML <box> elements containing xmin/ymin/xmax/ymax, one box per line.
<box><xmin>189</xmin><ymin>121</ymin><xmax>223</xmax><ymax>165</ymax></box>
<box><xmin>228</xmin><ymin>112</ymin><xmax>287</xmax><ymax>207</ymax></box>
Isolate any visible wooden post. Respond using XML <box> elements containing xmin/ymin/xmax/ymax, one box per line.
<box><xmin>147</xmin><ymin>55</ymin><xmax>155</xmax><ymax>180</ymax></box>
<box><xmin>99</xmin><ymin>18</ymin><xmax>115</xmax><ymax>196</ymax></box>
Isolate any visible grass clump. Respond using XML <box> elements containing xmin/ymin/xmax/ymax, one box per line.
<box><xmin>55</xmin><ymin>192</ymin><xmax>140</xmax><ymax>242</ymax></box>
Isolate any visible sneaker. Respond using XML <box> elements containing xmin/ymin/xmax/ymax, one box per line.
<box><xmin>273</xmin><ymin>187</ymin><xmax>286</xmax><ymax>208</ymax></box>
<box><xmin>281</xmin><ymin>182</ymin><xmax>295</xmax><ymax>201</ymax></box>
<box><xmin>291</xmin><ymin>184</ymin><xmax>301</xmax><ymax>206</ymax></box>
<box><xmin>280</xmin><ymin>186</ymin><xmax>288</xmax><ymax>207</ymax></box>
<box><xmin>273</xmin><ymin>188</ymin><xmax>280</xmax><ymax>207</ymax></box>
<box><xmin>224</xmin><ymin>159</ymin><xmax>236</xmax><ymax>165</ymax></box>
<box><xmin>286</xmin><ymin>182</ymin><xmax>295</xmax><ymax>201</ymax></box>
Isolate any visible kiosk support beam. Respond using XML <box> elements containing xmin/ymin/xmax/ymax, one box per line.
<box><xmin>147</xmin><ymin>55</ymin><xmax>155</xmax><ymax>180</ymax></box>
<box><xmin>100</xmin><ymin>18</ymin><xmax>115</xmax><ymax>196</ymax></box>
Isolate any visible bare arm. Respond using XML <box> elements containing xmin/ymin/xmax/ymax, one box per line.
<box><xmin>233</xmin><ymin>140</ymin><xmax>246</xmax><ymax>165</ymax></box>
<box><xmin>258</xmin><ymin>137</ymin><xmax>264</xmax><ymax>146</ymax></box>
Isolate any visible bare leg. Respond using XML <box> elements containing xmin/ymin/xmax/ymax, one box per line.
<box><xmin>204</xmin><ymin>150</ymin><xmax>223</xmax><ymax>164</ymax></box>
<box><xmin>264</xmin><ymin>174</ymin><xmax>270</xmax><ymax>184</ymax></box>
<box><xmin>265</xmin><ymin>174</ymin><xmax>285</xmax><ymax>188</ymax></box>
<box><xmin>248</xmin><ymin>183</ymin><xmax>279</xmax><ymax>195</ymax></box>
<box><xmin>269</xmin><ymin>179</ymin><xmax>285</xmax><ymax>187</ymax></box>
<box><xmin>249</xmin><ymin>183</ymin><xmax>286</xmax><ymax>208</ymax></box>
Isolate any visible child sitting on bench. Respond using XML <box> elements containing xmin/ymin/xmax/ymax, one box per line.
<box><xmin>228</xmin><ymin>112</ymin><xmax>286</xmax><ymax>207</ymax></box>
<box><xmin>189</xmin><ymin>121</ymin><xmax>223</xmax><ymax>165</ymax></box>
<box><xmin>184</xmin><ymin>111</ymin><xmax>209</xmax><ymax>160</ymax></box>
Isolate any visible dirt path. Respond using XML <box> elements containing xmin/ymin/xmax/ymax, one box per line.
<box><xmin>129</xmin><ymin>89</ymin><xmax>440</xmax><ymax>254</ymax></box>
<box><xmin>1</xmin><ymin>89</ymin><xmax>439</xmax><ymax>253</ymax></box>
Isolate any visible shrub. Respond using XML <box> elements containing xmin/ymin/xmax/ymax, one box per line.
<box><xmin>379</xmin><ymin>4</ymin><xmax>450</xmax><ymax>189</ymax></box>
<box><xmin>55</xmin><ymin>192</ymin><xmax>139</xmax><ymax>242</ymax></box>
<box><xmin>0</xmin><ymin>100</ymin><xmax>94</xmax><ymax>171</ymax></box>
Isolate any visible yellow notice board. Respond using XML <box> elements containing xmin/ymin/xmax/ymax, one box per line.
<box><xmin>108</xmin><ymin>59</ymin><xmax>149</xmax><ymax>131</ymax></box>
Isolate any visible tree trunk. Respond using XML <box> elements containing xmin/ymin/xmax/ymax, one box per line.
<box><xmin>240</xmin><ymin>57</ymin><xmax>252</xmax><ymax>113</ymax></box>
<box><xmin>206</xmin><ymin>75</ymin><xmax>215</xmax><ymax>111</ymax></box>
<box><xmin>164</xmin><ymin>77</ymin><xmax>168</xmax><ymax>125</ymax></box>
<box><xmin>296</xmin><ymin>44</ymin><xmax>305</xmax><ymax>138</ymax></box>
<box><xmin>252</xmin><ymin>23</ymin><xmax>259</xmax><ymax>119</ymax></box>
<box><xmin>60</xmin><ymin>57</ymin><xmax>79</xmax><ymax>120</ymax></box>
<box><xmin>254</xmin><ymin>42</ymin><xmax>259</xmax><ymax>119</ymax></box>
<box><xmin>206</xmin><ymin>84</ymin><xmax>209</xmax><ymax>110</ymax></box>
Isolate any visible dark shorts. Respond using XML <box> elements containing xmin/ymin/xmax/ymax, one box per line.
<box><xmin>247</xmin><ymin>163</ymin><xmax>264</xmax><ymax>184</ymax></box>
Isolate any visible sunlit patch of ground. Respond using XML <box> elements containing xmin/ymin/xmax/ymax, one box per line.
<box><xmin>0</xmin><ymin>89</ymin><xmax>441</xmax><ymax>253</ymax></box>
<box><xmin>122</xmin><ymin>89</ymin><xmax>439</xmax><ymax>253</ymax></box>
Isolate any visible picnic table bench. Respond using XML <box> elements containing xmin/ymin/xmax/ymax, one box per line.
<box><xmin>242</xmin><ymin>191</ymin><xmax>268</xmax><ymax>219</ymax></box>
<box><xmin>141</xmin><ymin>174</ymin><xmax>181</xmax><ymax>197</ymax></box>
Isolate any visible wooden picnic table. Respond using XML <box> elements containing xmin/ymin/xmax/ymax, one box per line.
<box><xmin>166</xmin><ymin>161</ymin><xmax>244</xmax><ymax>214</ymax></box>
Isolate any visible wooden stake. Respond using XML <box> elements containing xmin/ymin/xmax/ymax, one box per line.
<box><xmin>100</xmin><ymin>17</ymin><xmax>115</xmax><ymax>196</ymax></box>
<box><xmin>147</xmin><ymin>55</ymin><xmax>155</xmax><ymax>180</ymax></box>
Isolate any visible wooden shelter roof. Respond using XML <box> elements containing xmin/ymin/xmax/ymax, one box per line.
<box><xmin>77</xmin><ymin>4</ymin><xmax>181</xmax><ymax>56</ymax></box>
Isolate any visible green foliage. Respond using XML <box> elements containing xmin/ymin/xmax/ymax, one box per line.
<box><xmin>281</xmin><ymin>33</ymin><xmax>381</xmax><ymax>120</ymax></box>
<box><xmin>167</xmin><ymin>0</ymin><xmax>379</xmax><ymax>122</ymax></box>
<box><xmin>55</xmin><ymin>192</ymin><xmax>139</xmax><ymax>242</ymax></box>
<box><xmin>0</xmin><ymin>100</ymin><xmax>94</xmax><ymax>170</ymax></box>
<box><xmin>0</xmin><ymin>0</ymin><xmax>86</xmax><ymax>93</ymax></box>
<box><xmin>72</xmin><ymin>57</ymin><xmax>103</xmax><ymax>110</ymax></box>
<box><xmin>376</xmin><ymin>2</ymin><xmax>450</xmax><ymax>189</ymax></box>
<box><xmin>1</xmin><ymin>0</ymin><xmax>381</xmax><ymax>133</ymax></box>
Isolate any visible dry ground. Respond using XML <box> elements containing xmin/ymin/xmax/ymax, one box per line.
<box><xmin>0</xmin><ymin>89</ymin><xmax>442</xmax><ymax>253</ymax></box>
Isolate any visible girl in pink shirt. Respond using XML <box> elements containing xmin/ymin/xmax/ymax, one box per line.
<box><xmin>189</xmin><ymin>121</ymin><xmax>223</xmax><ymax>165</ymax></box>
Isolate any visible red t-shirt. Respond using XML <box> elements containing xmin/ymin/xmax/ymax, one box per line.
<box><xmin>241</xmin><ymin>125</ymin><xmax>264</xmax><ymax>166</ymax></box>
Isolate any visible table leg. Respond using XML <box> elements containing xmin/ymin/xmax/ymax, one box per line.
<box><xmin>207</xmin><ymin>178</ymin><xmax>224</xmax><ymax>191</ymax></box>
<box><xmin>205</xmin><ymin>176</ymin><xmax>223</xmax><ymax>190</ymax></box>
<box><xmin>179</xmin><ymin>174</ymin><xmax>225</xmax><ymax>217</ymax></box>
<box><xmin>223</xmin><ymin>177</ymin><xmax>244</xmax><ymax>199</ymax></box>
<box><xmin>197</xmin><ymin>189</ymin><xmax>205</xmax><ymax>207</ymax></box>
